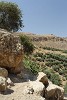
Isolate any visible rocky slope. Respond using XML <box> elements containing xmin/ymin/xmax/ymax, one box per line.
<box><xmin>0</xmin><ymin>30</ymin><xmax>67</xmax><ymax>100</ymax></box>
<box><xmin>14</xmin><ymin>32</ymin><xmax>67</xmax><ymax>86</ymax></box>
<box><xmin>0</xmin><ymin>69</ymin><xmax>65</xmax><ymax>100</ymax></box>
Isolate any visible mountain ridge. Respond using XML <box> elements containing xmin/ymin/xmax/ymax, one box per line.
<box><xmin>14</xmin><ymin>32</ymin><xmax>67</xmax><ymax>50</ymax></box>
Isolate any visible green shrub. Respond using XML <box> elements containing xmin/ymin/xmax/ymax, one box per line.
<box><xmin>62</xmin><ymin>50</ymin><xmax>67</xmax><ymax>54</ymax></box>
<box><xmin>64</xmin><ymin>83</ymin><xmax>67</xmax><ymax>93</ymax></box>
<box><xmin>44</xmin><ymin>68</ymin><xmax>54</xmax><ymax>79</ymax></box>
<box><xmin>52</xmin><ymin>65</ymin><xmax>60</xmax><ymax>72</ymax></box>
<box><xmin>23</xmin><ymin>57</ymin><xmax>40</xmax><ymax>74</ymax></box>
<box><xmin>50</xmin><ymin>73</ymin><xmax>61</xmax><ymax>86</ymax></box>
<box><xmin>20</xmin><ymin>35</ymin><xmax>34</xmax><ymax>54</ymax></box>
<box><xmin>64</xmin><ymin>74</ymin><xmax>67</xmax><ymax>80</ymax></box>
<box><xmin>44</xmin><ymin>69</ymin><xmax>52</xmax><ymax>78</ymax></box>
<box><xmin>59</xmin><ymin>70</ymin><xmax>64</xmax><ymax>75</ymax></box>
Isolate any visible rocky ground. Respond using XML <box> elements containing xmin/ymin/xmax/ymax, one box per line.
<box><xmin>0</xmin><ymin>74</ymin><xmax>45</xmax><ymax>100</ymax></box>
<box><xmin>0</xmin><ymin>73</ymin><xmax>67</xmax><ymax>100</ymax></box>
<box><xmin>0</xmin><ymin>83</ymin><xmax>45</xmax><ymax>100</ymax></box>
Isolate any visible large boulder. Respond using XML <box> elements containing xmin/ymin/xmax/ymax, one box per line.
<box><xmin>0</xmin><ymin>67</ymin><xmax>8</xmax><ymax>78</ymax></box>
<box><xmin>0</xmin><ymin>76</ymin><xmax>7</xmax><ymax>92</ymax></box>
<box><xmin>29</xmin><ymin>81</ymin><xmax>45</xmax><ymax>96</ymax></box>
<box><xmin>45</xmin><ymin>83</ymin><xmax>64</xmax><ymax>100</ymax></box>
<box><xmin>23</xmin><ymin>81</ymin><xmax>45</xmax><ymax>96</ymax></box>
<box><xmin>0</xmin><ymin>29</ymin><xmax>23</xmax><ymax>73</ymax></box>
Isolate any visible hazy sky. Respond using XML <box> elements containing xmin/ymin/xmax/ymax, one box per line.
<box><xmin>0</xmin><ymin>0</ymin><xmax>67</xmax><ymax>37</ymax></box>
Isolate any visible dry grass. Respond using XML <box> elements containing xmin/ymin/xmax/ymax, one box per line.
<box><xmin>14</xmin><ymin>32</ymin><xmax>67</xmax><ymax>50</ymax></box>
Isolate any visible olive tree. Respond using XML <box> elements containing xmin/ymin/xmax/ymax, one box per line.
<box><xmin>0</xmin><ymin>1</ymin><xmax>24</xmax><ymax>32</ymax></box>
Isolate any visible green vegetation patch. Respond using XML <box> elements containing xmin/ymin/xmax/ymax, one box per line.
<box><xmin>20</xmin><ymin>35</ymin><xmax>34</xmax><ymax>54</ymax></box>
<box><xmin>33</xmin><ymin>52</ymin><xmax>67</xmax><ymax>80</ymax></box>
<box><xmin>64</xmin><ymin>83</ymin><xmax>67</xmax><ymax>93</ymax></box>
<box><xmin>23</xmin><ymin>57</ymin><xmax>41</xmax><ymax>75</ymax></box>
<box><xmin>44</xmin><ymin>68</ymin><xmax>61</xmax><ymax>85</ymax></box>
<box><xmin>43</xmin><ymin>47</ymin><xmax>62</xmax><ymax>51</ymax></box>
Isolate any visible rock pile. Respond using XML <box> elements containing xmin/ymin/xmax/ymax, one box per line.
<box><xmin>23</xmin><ymin>72</ymin><xmax>64</xmax><ymax>100</ymax></box>
<box><xmin>45</xmin><ymin>82</ymin><xmax>64</xmax><ymax>100</ymax></box>
<box><xmin>0</xmin><ymin>67</ymin><xmax>14</xmax><ymax>92</ymax></box>
<box><xmin>0</xmin><ymin>67</ymin><xmax>8</xmax><ymax>92</ymax></box>
<box><xmin>0</xmin><ymin>69</ymin><xmax>65</xmax><ymax>100</ymax></box>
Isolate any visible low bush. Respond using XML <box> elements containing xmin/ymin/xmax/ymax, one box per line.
<box><xmin>44</xmin><ymin>68</ymin><xmax>61</xmax><ymax>86</ymax></box>
<box><xmin>62</xmin><ymin>50</ymin><xmax>67</xmax><ymax>54</ymax></box>
<box><xmin>64</xmin><ymin>83</ymin><xmax>67</xmax><ymax>93</ymax></box>
<box><xmin>52</xmin><ymin>65</ymin><xmax>60</xmax><ymax>72</ymax></box>
<box><xmin>50</xmin><ymin>73</ymin><xmax>61</xmax><ymax>86</ymax></box>
<box><xmin>59</xmin><ymin>70</ymin><xmax>64</xmax><ymax>75</ymax></box>
<box><xmin>20</xmin><ymin>35</ymin><xmax>34</xmax><ymax>54</ymax></box>
<box><xmin>44</xmin><ymin>68</ymin><xmax>54</xmax><ymax>78</ymax></box>
<box><xmin>23</xmin><ymin>57</ymin><xmax>40</xmax><ymax>74</ymax></box>
<box><xmin>44</xmin><ymin>69</ymin><xmax>52</xmax><ymax>78</ymax></box>
<box><xmin>64</xmin><ymin>74</ymin><xmax>67</xmax><ymax>80</ymax></box>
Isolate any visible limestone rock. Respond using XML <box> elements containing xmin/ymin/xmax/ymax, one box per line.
<box><xmin>0</xmin><ymin>29</ymin><xmax>23</xmax><ymax>73</ymax></box>
<box><xmin>34</xmin><ymin>72</ymin><xmax>48</xmax><ymax>86</ymax></box>
<box><xmin>45</xmin><ymin>83</ymin><xmax>64</xmax><ymax>100</ymax></box>
<box><xmin>30</xmin><ymin>81</ymin><xmax>45</xmax><ymax>96</ymax></box>
<box><xmin>7</xmin><ymin>77</ymin><xmax>14</xmax><ymax>86</ymax></box>
<box><xmin>0</xmin><ymin>67</ymin><xmax>8</xmax><ymax>78</ymax></box>
<box><xmin>23</xmin><ymin>81</ymin><xmax>45</xmax><ymax>96</ymax></box>
<box><xmin>0</xmin><ymin>76</ymin><xmax>7</xmax><ymax>92</ymax></box>
<box><xmin>64</xmin><ymin>97</ymin><xmax>67</xmax><ymax>100</ymax></box>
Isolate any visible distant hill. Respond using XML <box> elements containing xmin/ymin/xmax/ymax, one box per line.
<box><xmin>14</xmin><ymin>32</ymin><xmax>67</xmax><ymax>50</ymax></box>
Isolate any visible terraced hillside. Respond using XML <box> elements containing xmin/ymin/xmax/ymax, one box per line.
<box><xmin>14</xmin><ymin>32</ymin><xmax>67</xmax><ymax>50</ymax></box>
<box><xmin>14</xmin><ymin>32</ymin><xmax>67</xmax><ymax>91</ymax></box>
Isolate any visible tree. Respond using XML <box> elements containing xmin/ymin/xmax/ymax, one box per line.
<box><xmin>0</xmin><ymin>1</ymin><xmax>24</xmax><ymax>32</ymax></box>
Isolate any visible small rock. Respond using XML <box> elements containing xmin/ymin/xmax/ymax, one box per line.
<box><xmin>34</xmin><ymin>72</ymin><xmax>48</xmax><ymax>87</ymax></box>
<box><xmin>7</xmin><ymin>77</ymin><xmax>14</xmax><ymax>86</ymax></box>
<box><xmin>0</xmin><ymin>67</ymin><xmax>8</xmax><ymax>78</ymax></box>
<box><xmin>0</xmin><ymin>76</ymin><xmax>7</xmax><ymax>92</ymax></box>
<box><xmin>45</xmin><ymin>83</ymin><xmax>64</xmax><ymax>100</ymax></box>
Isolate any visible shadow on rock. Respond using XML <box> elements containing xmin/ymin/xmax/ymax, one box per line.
<box><xmin>8</xmin><ymin>67</ymin><xmax>35</xmax><ymax>83</ymax></box>
<box><xmin>1</xmin><ymin>88</ymin><xmax>14</xmax><ymax>95</ymax></box>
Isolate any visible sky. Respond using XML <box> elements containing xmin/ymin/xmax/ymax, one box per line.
<box><xmin>0</xmin><ymin>0</ymin><xmax>67</xmax><ymax>37</ymax></box>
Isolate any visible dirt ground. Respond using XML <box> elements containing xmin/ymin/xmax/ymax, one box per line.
<box><xmin>0</xmin><ymin>74</ymin><xmax>45</xmax><ymax>100</ymax></box>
